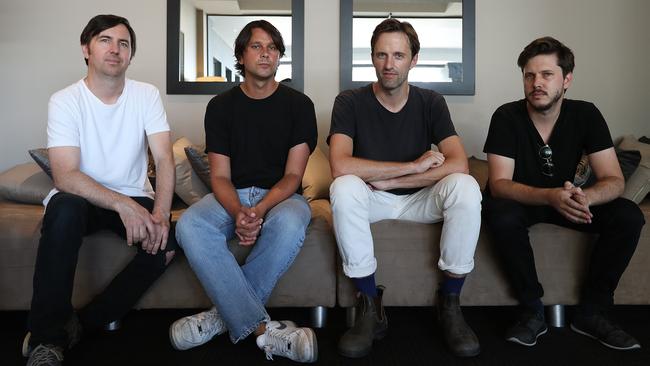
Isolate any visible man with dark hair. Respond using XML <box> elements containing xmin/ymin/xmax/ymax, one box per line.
<box><xmin>329</xmin><ymin>18</ymin><xmax>482</xmax><ymax>358</ymax></box>
<box><xmin>23</xmin><ymin>14</ymin><xmax>176</xmax><ymax>366</ymax></box>
<box><xmin>168</xmin><ymin>20</ymin><xmax>318</xmax><ymax>363</ymax></box>
<box><xmin>483</xmin><ymin>36</ymin><xmax>644</xmax><ymax>350</ymax></box>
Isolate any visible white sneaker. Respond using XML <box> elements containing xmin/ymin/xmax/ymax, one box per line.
<box><xmin>169</xmin><ymin>307</ymin><xmax>227</xmax><ymax>350</ymax></box>
<box><xmin>256</xmin><ymin>320</ymin><xmax>318</xmax><ymax>363</ymax></box>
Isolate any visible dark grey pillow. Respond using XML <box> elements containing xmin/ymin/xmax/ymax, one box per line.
<box><xmin>574</xmin><ymin>147</ymin><xmax>641</xmax><ymax>187</ymax></box>
<box><xmin>28</xmin><ymin>148</ymin><xmax>52</xmax><ymax>179</ymax></box>
<box><xmin>184</xmin><ymin>146</ymin><xmax>211</xmax><ymax>190</ymax></box>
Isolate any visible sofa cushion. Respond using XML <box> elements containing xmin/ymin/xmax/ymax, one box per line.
<box><xmin>302</xmin><ymin>148</ymin><xmax>333</xmax><ymax>201</ymax></box>
<box><xmin>0</xmin><ymin>163</ymin><xmax>53</xmax><ymax>204</ymax></box>
<box><xmin>468</xmin><ymin>156</ymin><xmax>488</xmax><ymax>191</ymax></box>
<box><xmin>618</xmin><ymin>136</ymin><xmax>650</xmax><ymax>203</ymax></box>
<box><xmin>172</xmin><ymin>137</ymin><xmax>209</xmax><ymax>205</ymax></box>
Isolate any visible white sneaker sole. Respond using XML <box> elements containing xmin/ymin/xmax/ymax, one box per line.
<box><xmin>570</xmin><ymin>324</ymin><xmax>641</xmax><ymax>351</ymax></box>
<box><xmin>301</xmin><ymin>327</ymin><xmax>318</xmax><ymax>363</ymax></box>
<box><xmin>506</xmin><ymin>327</ymin><xmax>548</xmax><ymax>347</ymax></box>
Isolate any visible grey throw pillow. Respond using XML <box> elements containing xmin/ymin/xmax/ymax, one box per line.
<box><xmin>184</xmin><ymin>146</ymin><xmax>211</xmax><ymax>190</ymax></box>
<box><xmin>28</xmin><ymin>148</ymin><xmax>52</xmax><ymax>178</ymax></box>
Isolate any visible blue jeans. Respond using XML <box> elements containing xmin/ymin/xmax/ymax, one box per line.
<box><xmin>176</xmin><ymin>188</ymin><xmax>311</xmax><ymax>343</ymax></box>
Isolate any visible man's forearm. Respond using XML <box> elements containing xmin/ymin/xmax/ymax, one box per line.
<box><xmin>583</xmin><ymin>176</ymin><xmax>625</xmax><ymax>206</ymax></box>
<box><xmin>490</xmin><ymin>179</ymin><xmax>552</xmax><ymax>206</ymax></box>
<box><xmin>152</xmin><ymin>155</ymin><xmax>175</xmax><ymax>218</ymax></box>
<box><xmin>376</xmin><ymin>155</ymin><xmax>468</xmax><ymax>190</ymax></box>
<box><xmin>255</xmin><ymin>173</ymin><xmax>302</xmax><ymax>216</ymax></box>
<box><xmin>332</xmin><ymin>155</ymin><xmax>417</xmax><ymax>182</ymax></box>
<box><xmin>54</xmin><ymin>170</ymin><xmax>133</xmax><ymax>211</ymax></box>
<box><xmin>212</xmin><ymin>177</ymin><xmax>243</xmax><ymax>218</ymax></box>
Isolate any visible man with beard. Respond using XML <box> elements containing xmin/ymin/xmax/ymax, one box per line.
<box><xmin>328</xmin><ymin>18</ymin><xmax>482</xmax><ymax>358</ymax></box>
<box><xmin>482</xmin><ymin>36</ymin><xmax>644</xmax><ymax>350</ymax></box>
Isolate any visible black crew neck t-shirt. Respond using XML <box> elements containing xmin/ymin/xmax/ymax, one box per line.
<box><xmin>205</xmin><ymin>84</ymin><xmax>317</xmax><ymax>190</ymax></box>
<box><xmin>328</xmin><ymin>84</ymin><xmax>457</xmax><ymax>195</ymax></box>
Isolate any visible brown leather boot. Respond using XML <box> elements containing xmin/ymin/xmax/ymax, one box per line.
<box><xmin>338</xmin><ymin>286</ymin><xmax>388</xmax><ymax>358</ymax></box>
<box><xmin>437</xmin><ymin>291</ymin><xmax>481</xmax><ymax>357</ymax></box>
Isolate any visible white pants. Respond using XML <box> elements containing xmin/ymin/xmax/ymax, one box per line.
<box><xmin>330</xmin><ymin>173</ymin><xmax>482</xmax><ymax>278</ymax></box>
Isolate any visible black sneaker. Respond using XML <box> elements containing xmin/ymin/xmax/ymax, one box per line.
<box><xmin>505</xmin><ymin>310</ymin><xmax>547</xmax><ymax>346</ymax></box>
<box><xmin>571</xmin><ymin>312</ymin><xmax>641</xmax><ymax>350</ymax></box>
<box><xmin>23</xmin><ymin>312</ymin><xmax>83</xmax><ymax>357</ymax></box>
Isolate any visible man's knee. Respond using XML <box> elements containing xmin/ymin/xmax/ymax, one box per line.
<box><xmin>437</xmin><ymin>173</ymin><xmax>481</xmax><ymax>207</ymax></box>
<box><xmin>330</xmin><ymin>175</ymin><xmax>368</xmax><ymax>206</ymax></box>
<box><xmin>43</xmin><ymin>193</ymin><xmax>88</xmax><ymax>227</ymax></box>
<box><xmin>610</xmin><ymin>198</ymin><xmax>646</xmax><ymax>230</ymax></box>
<box><xmin>482</xmin><ymin>197</ymin><xmax>527</xmax><ymax>233</ymax></box>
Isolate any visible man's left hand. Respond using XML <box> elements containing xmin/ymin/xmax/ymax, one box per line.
<box><xmin>142</xmin><ymin>211</ymin><xmax>170</xmax><ymax>254</ymax></box>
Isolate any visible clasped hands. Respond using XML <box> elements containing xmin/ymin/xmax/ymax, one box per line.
<box><xmin>235</xmin><ymin>206</ymin><xmax>265</xmax><ymax>246</ymax></box>
<box><xmin>548</xmin><ymin>181</ymin><xmax>593</xmax><ymax>224</ymax></box>
<box><xmin>118</xmin><ymin>200</ymin><xmax>170</xmax><ymax>255</ymax></box>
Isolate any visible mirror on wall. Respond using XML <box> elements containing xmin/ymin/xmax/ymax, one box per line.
<box><xmin>339</xmin><ymin>0</ymin><xmax>475</xmax><ymax>95</ymax></box>
<box><xmin>167</xmin><ymin>0</ymin><xmax>304</xmax><ymax>94</ymax></box>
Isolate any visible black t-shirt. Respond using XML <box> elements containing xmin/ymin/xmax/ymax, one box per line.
<box><xmin>483</xmin><ymin>99</ymin><xmax>613</xmax><ymax>193</ymax></box>
<box><xmin>328</xmin><ymin>84</ymin><xmax>457</xmax><ymax>195</ymax></box>
<box><xmin>204</xmin><ymin>84</ymin><xmax>317</xmax><ymax>190</ymax></box>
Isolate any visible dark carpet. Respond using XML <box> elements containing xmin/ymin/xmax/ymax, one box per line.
<box><xmin>3</xmin><ymin>306</ymin><xmax>649</xmax><ymax>365</ymax></box>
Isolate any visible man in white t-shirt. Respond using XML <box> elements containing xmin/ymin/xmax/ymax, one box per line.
<box><xmin>23</xmin><ymin>15</ymin><xmax>176</xmax><ymax>366</ymax></box>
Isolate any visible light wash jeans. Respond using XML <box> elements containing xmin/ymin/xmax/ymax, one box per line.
<box><xmin>175</xmin><ymin>188</ymin><xmax>311</xmax><ymax>343</ymax></box>
<box><xmin>330</xmin><ymin>173</ymin><xmax>481</xmax><ymax>278</ymax></box>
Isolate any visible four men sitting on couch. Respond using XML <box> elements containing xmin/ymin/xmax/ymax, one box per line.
<box><xmin>22</xmin><ymin>13</ymin><xmax>644</xmax><ymax>366</ymax></box>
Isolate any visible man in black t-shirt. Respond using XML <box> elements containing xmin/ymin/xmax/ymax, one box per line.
<box><xmin>328</xmin><ymin>19</ymin><xmax>482</xmax><ymax>358</ymax></box>
<box><xmin>168</xmin><ymin>20</ymin><xmax>318</xmax><ymax>363</ymax></box>
<box><xmin>483</xmin><ymin>37</ymin><xmax>644</xmax><ymax>350</ymax></box>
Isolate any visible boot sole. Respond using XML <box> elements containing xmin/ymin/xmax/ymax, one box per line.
<box><xmin>452</xmin><ymin>345</ymin><xmax>481</xmax><ymax>358</ymax></box>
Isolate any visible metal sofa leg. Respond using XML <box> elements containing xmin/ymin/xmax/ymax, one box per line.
<box><xmin>547</xmin><ymin>304</ymin><xmax>565</xmax><ymax>328</ymax></box>
<box><xmin>311</xmin><ymin>306</ymin><xmax>327</xmax><ymax>328</ymax></box>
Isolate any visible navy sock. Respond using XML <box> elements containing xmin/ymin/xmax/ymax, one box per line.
<box><xmin>440</xmin><ymin>276</ymin><xmax>466</xmax><ymax>295</ymax></box>
<box><xmin>352</xmin><ymin>274</ymin><xmax>377</xmax><ymax>298</ymax></box>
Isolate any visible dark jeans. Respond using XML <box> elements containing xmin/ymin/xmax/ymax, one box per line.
<box><xmin>28</xmin><ymin>192</ymin><xmax>177</xmax><ymax>348</ymax></box>
<box><xmin>482</xmin><ymin>195</ymin><xmax>644</xmax><ymax>311</ymax></box>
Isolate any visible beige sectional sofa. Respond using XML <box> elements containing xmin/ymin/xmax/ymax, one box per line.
<box><xmin>1</xmin><ymin>136</ymin><xmax>649</xmax><ymax>328</ymax></box>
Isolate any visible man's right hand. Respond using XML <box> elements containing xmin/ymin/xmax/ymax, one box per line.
<box><xmin>413</xmin><ymin>150</ymin><xmax>445</xmax><ymax>174</ymax></box>
<box><xmin>235</xmin><ymin>207</ymin><xmax>263</xmax><ymax>246</ymax></box>
<box><xmin>546</xmin><ymin>182</ymin><xmax>593</xmax><ymax>224</ymax></box>
<box><xmin>116</xmin><ymin>198</ymin><xmax>157</xmax><ymax>247</ymax></box>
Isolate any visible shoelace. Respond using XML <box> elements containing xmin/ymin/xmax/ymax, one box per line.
<box><xmin>30</xmin><ymin>345</ymin><xmax>63</xmax><ymax>366</ymax></box>
<box><xmin>192</xmin><ymin>308</ymin><xmax>220</xmax><ymax>335</ymax></box>
<box><xmin>262</xmin><ymin>327</ymin><xmax>296</xmax><ymax>361</ymax></box>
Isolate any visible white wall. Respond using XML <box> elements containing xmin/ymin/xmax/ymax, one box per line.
<box><xmin>0</xmin><ymin>0</ymin><xmax>648</xmax><ymax>172</ymax></box>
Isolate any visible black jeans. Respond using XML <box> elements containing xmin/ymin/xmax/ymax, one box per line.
<box><xmin>28</xmin><ymin>192</ymin><xmax>177</xmax><ymax>348</ymax></box>
<box><xmin>482</xmin><ymin>195</ymin><xmax>644</xmax><ymax>310</ymax></box>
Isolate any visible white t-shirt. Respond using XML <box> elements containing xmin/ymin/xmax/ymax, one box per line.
<box><xmin>44</xmin><ymin>78</ymin><xmax>169</xmax><ymax>206</ymax></box>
